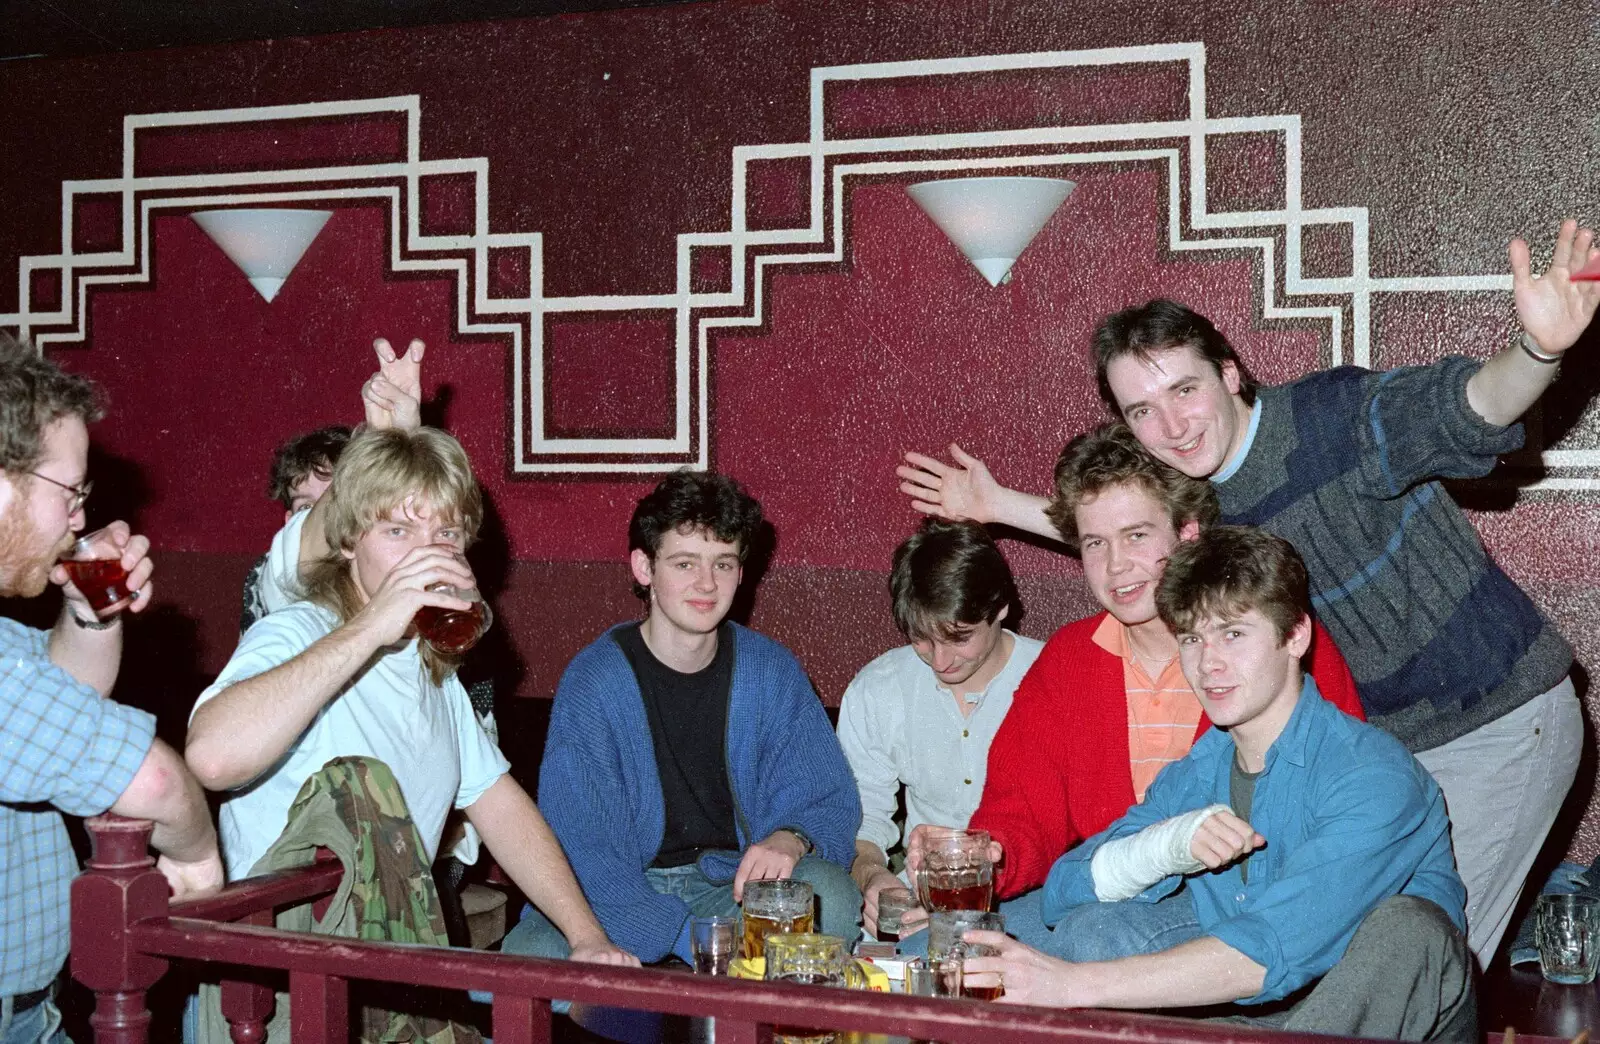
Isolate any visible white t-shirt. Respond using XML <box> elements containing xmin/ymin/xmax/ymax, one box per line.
<box><xmin>193</xmin><ymin>601</ymin><xmax>510</xmax><ymax>882</ymax></box>
<box><xmin>836</xmin><ymin>632</ymin><xmax>1043</xmax><ymax>857</ymax></box>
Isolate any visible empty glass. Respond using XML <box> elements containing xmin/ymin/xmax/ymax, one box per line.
<box><xmin>1536</xmin><ymin>894</ymin><xmax>1600</xmax><ymax>984</ymax></box>
<box><xmin>875</xmin><ymin>886</ymin><xmax>918</xmax><ymax>939</ymax></box>
<box><xmin>904</xmin><ymin>955</ymin><xmax>963</xmax><ymax>998</ymax></box>
<box><xmin>691</xmin><ymin>915</ymin><xmax>737</xmax><ymax>975</ymax></box>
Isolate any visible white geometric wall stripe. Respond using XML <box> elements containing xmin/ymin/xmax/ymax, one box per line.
<box><xmin>2</xmin><ymin>44</ymin><xmax>1590</xmax><ymax>484</ymax></box>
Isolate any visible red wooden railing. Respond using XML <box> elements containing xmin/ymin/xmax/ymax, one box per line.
<box><xmin>71</xmin><ymin>814</ymin><xmax>1474</xmax><ymax>1044</ymax></box>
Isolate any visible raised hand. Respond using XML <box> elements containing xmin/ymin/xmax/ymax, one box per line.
<box><xmin>1189</xmin><ymin>809</ymin><xmax>1265</xmax><ymax>870</ymax></box>
<box><xmin>55</xmin><ymin>521</ymin><xmax>156</xmax><ymax>615</ymax></box>
<box><xmin>1511</xmin><ymin>219</ymin><xmax>1600</xmax><ymax>357</ymax></box>
<box><xmin>362</xmin><ymin>337</ymin><xmax>426</xmax><ymax>430</ymax></box>
<box><xmin>896</xmin><ymin>444</ymin><xmax>1003</xmax><ymax>523</ymax></box>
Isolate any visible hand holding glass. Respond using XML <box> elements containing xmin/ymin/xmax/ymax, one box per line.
<box><xmin>60</xmin><ymin>527</ymin><xmax>135</xmax><ymax>616</ymax></box>
<box><xmin>413</xmin><ymin>582</ymin><xmax>492</xmax><ymax>654</ymax></box>
<box><xmin>916</xmin><ymin>828</ymin><xmax>994</xmax><ymax>913</ymax></box>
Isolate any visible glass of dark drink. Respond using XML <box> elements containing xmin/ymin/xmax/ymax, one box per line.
<box><xmin>763</xmin><ymin>933</ymin><xmax>866</xmax><ymax>1044</ymax></box>
<box><xmin>690</xmin><ymin>915</ymin><xmax>737</xmax><ymax>975</ymax></box>
<box><xmin>60</xmin><ymin>527</ymin><xmax>135</xmax><ymax>616</ymax></box>
<box><xmin>916</xmin><ymin>827</ymin><xmax>994</xmax><ymax>913</ymax></box>
<box><xmin>413</xmin><ymin>583</ymin><xmax>492</xmax><ymax>655</ymax></box>
<box><xmin>740</xmin><ymin>879</ymin><xmax>814</xmax><ymax>959</ymax></box>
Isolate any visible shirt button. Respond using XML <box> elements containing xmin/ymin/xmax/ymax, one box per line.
<box><xmin>1236</xmin><ymin>892</ymin><xmax>1246</xmax><ymax>902</ymax></box>
<box><xmin>964</xmin><ymin>778</ymin><xmax>973</xmax><ymax>785</ymax></box>
<box><xmin>962</xmin><ymin>729</ymin><xmax>969</xmax><ymax>738</ymax></box>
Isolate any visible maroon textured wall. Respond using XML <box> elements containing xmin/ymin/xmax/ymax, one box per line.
<box><xmin>2</xmin><ymin>0</ymin><xmax>1597</xmax><ymax>851</ymax></box>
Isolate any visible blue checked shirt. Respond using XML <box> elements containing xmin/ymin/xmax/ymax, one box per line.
<box><xmin>0</xmin><ymin>617</ymin><xmax>155</xmax><ymax>994</ymax></box>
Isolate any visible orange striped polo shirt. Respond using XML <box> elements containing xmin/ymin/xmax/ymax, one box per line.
<box><xmin>1090</xmin><ymin>614</ymin><xmax>1204</xmax><ymax>802</ymax></box>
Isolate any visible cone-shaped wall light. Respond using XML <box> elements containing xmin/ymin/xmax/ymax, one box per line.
<box><xmin>190</xmin><ymin>208</ymin><xmax>332</xmax><ymax>302</ymax></box>
<box><xmin>906</xmin><ymin>177</ymin><xmax>1075</xmax><ymax>286</ymax></box>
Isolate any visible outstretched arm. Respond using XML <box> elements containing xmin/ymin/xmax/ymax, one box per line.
<box><xmin>963</xmin><ymin>931</ymin><xmax>1265</xmax><ymax>1009</ymax></box>
<box><xmin>362</xmin><ymin>337</ymin><xmax>425</xmax><ymax>431</ymax></box>
<box><xmin>896</xmin><ymin>444</ymin><xmax>1058</xmax><ymax>538</ymax></box>
<box><xmin>1467</xmin><ymin>219</ymin><xmax>1599</xmax><ymax>427</ymax></box>
<box><xmin>467</xmin><ymin>775</ymin><xmax>638</xmax><ymax>966</ymax></box>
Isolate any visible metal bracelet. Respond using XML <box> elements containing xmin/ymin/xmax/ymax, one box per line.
<box><xmin>1519</xmin><ymin>331</ymin><xmax>1563</xmax><ymax>365</ymax></box>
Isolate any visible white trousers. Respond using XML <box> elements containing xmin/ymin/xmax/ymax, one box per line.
<box><xmin>1415</xmin><ymin>676</ymin><xmax>1583</xmax><ymax>967</ymax></box>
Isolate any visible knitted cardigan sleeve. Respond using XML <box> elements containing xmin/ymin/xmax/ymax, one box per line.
<box><xmin>537</xmin><ymin>639</ymin><xmax>692</xmax><ymax>963</ymax></box>
<box><xmin>729</xmin><ymin>627</ymin><xmax>861</xmax><ymax>869</ymax></box>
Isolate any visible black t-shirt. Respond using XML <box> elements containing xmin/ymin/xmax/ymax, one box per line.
<box><xmin>615</xmin><ymin>622</ymin><xmax>741</xmax><ymax>868</ymax></box>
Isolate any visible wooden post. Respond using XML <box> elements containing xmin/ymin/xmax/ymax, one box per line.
<box><xmin>220</xmin><ymin>912</ymin><xmax>277</xmax><ymax>1042</ymax></box>
<box><xmin>71</xmin><ymin>814</ymin><xmax>170</xmax><ymax>1044</ymax></box>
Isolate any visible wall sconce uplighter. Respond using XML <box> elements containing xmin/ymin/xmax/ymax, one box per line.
<box><xmin>190</xmin><ymin>208</ymin><xmax>332</xmax><ymax>302</ymax></box>
<box><xmin>906</xmin><ymin>176</ymin><xmax>1076</xmax><ymax>287</ymax></box>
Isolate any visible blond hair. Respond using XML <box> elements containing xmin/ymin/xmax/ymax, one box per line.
<box><xmin>299</xmin><ymin>427</ymin><xmax>483</xmax><ymax>686</ymax></box>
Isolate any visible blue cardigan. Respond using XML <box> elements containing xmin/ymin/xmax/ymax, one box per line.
<box><xmin>538</xmin><ymin>622</ymin><xmax>861</xmax><ymax>962</ymax></box>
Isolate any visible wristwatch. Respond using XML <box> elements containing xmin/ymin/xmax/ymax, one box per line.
<box><xmin>782</xmin><ymin>827</ymin><xmax>815</xmax><ymax>855</ymax></box>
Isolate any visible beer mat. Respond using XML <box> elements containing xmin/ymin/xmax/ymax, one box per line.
<box><xmin>728</xmin><ymin>956</ymin><xmax>891</xmax><ymax>991</ymax></box>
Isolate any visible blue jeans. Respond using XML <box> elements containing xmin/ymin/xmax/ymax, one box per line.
<box><xmin>0</xmin><ymin>996</ymin><xmax>69</xmax><ymax>1044</ymax></box>
<box><xmin>897</xmin><ymin>887</ymin><xmax>1203</xmax><ymax>962</ymax></box>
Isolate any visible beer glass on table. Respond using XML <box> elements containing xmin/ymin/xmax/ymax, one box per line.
<box><xmin>763</xmin><ymin>933</ymin><xmax>866</xmax><ymax>1044</ymax></box>
<box><xmin>741</xmin><ymin>879</ymin><xmax>814</xmax><ymax>959</ymax></box>
<box><xmin>413</xmin><ymin>582</ymin><xmax>493</xmax><ymax>654</ymax></box>
<box><xmin>916</xmin><ymin>827</ymin><xmax>993</xmax><ymax>913</ymax></box>
<box><xmin>60</xmin><ymin>527</ymin><xmax>135</xmax><ymax>617</ymax></box>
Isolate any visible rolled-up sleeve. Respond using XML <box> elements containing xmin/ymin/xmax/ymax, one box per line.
<box><xmin>0</xmin><ymin>620</ymin><xmax>155</xmax><ymax>818</ymax></box>
<box><xmin>1209</xmin><ymin>761</ymin><xmax>1444</xmax><ymax>1003</ymax></box>
<box><xmin>1359</xmin><ymin>356</ymin><xmax>1526</xmax><ymax>497</ymax></box>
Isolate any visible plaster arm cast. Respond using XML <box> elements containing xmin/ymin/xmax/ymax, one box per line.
<box><xmin>1089</xmin><ymin>804</ymin><xmax>1232</xmax><ymax>901</ymax></box>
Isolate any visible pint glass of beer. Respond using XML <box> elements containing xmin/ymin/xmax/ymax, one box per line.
<box><xmin>916</xmin><ymin>827</ymin><xmax>993</xmax><ymax>912</ymax></box>
<box><xmin>413</xmin><ymin>582</ymin><xmax>493</xmax><ymax>655</ymax></box>
<box><xmin>741</xmin><ymin>879</ymin><xmax>814</xmax><ymax>959</ymax></box>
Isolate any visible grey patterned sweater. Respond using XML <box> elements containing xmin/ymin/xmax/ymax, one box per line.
<box><xmin>1215</xmin><ymin>356</ymin><xmax>1572</xmax><ymax>752</ymax></box>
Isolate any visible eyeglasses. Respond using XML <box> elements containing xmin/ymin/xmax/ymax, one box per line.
<box><xmin>28</xmin><ymin>472</ymin><xmax>92</xmax><ymax>515</ymax></box>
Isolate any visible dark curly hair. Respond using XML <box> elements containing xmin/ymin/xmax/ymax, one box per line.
<box><xmin>0</xmin><ymin>334</ymin><xmax>104</xmax><ymax>475</ymax></box>
<box><xmin>1092</xmin><ymin>298</ymin><xmax>1258</xmax><ymax>412</ymax></box>
<box><xmin>267</xmin><ymin>425</ymin><xmax>353</xmax><ymax>510</ymax></box>
<box><xmin>889</xmin><ymin>518</ymin><xmax>1019</xmax><ymax>643</ymax></box>
<box><xmin>628</xmin><ymin>470</ymin><xmax>765</xmax><ymax>600</ymax></box>
<box><xmin>1045</xmin><ymin>422</ymin><xmax>1219</xmax><ymax>550</ymax></box>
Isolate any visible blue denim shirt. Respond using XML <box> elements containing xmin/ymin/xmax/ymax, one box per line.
<box><xmin>1042</xmin><ymin>677</ymin><xmax>1464</xmax><ymax>1003</ymax></box>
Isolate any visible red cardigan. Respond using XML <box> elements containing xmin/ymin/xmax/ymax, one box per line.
<box><xmin>969</xmin><ymin>612</ymin><xmax>1365</xmax><ymax>898</ymax></box>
